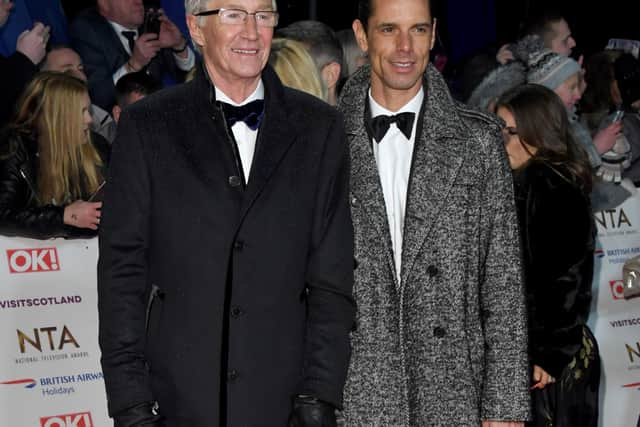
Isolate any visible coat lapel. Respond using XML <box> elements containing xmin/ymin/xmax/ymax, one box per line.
<box><xmin>399</xmin><ymin>65</ymin><xmax>468</xmax><ymax>288</ymax></box>
<box><xmin>340</xmin><ymin>70</ymin><xmax>398</xmax><ymax>286</ymax></box>
<box><xmin>175</xmin><ymin>68</ymin><xmax>239</xmax><ymax>191</ymax></box>
<box><xmin>239</xmin><ymin>67</ymin><xmax>298</xmax><ymax>223</ymax></box>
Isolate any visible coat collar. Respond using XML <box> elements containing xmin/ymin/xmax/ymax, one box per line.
<box><xmin>340</xmin><ymin>64</ymin><xmax>469</xmax><ymax>289</ymax></box>
<box><xmin>187</xmin><ymin>63</ymin><xmax>298</xmax><ymax>223</ymax></box>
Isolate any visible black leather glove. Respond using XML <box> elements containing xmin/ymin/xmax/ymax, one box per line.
<box><xmin>113</xmin><ymin>401</ymin><xmax>164</xmax><ymax>427</ymax></box>
<box><xmin>288</xmin><ymin>395</ymin><xmax>337</xmax><ymax>427</ymax></box>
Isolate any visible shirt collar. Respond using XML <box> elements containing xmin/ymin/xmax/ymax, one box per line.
<box><xmin>368</xmin><ymin>87</ymin><xmax>424</xmax><ymax>118</ymax></box>
<box><xmin>215</xmin><ymin>80</ymin><xmax>265</xmax><ymax>106</ymax></box>
<box><xmin>109</xmin><ymin>20</ymin><xmax>138</xmax><ymax>35</ymax></box>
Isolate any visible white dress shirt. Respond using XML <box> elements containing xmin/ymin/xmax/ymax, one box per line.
<box><xmin>369</xmin><ymin>88</ymin><xmax>424</xmax><ymax>283</ymax></box>
<box><xmin>108</xmin><ymin>20</ymin><xmax>195</xmax><ymax>84</ymax></box>
<box><xmin>215</xmin><ymin>81</ymin><xmax>265</xmax><ymax>182</ymax></box>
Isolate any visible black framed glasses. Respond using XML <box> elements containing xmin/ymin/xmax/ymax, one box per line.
<box><xmin>194</xmin><ymin>8</ymin><xmax>279</xmax><ymax>27</ymax></box>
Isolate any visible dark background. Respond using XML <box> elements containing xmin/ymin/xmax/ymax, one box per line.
<box><xmin>61</xmin><ymin>0</ymin><xmax>638</xmax><ymax>64</ymax></box>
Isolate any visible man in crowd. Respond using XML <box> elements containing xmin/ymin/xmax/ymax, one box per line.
<box><xmin>41</xmin><ymin>45</ymin><xmax>117</xmax><ymax>142</ymax></box>
<box><xmin>277</xmin><ymin>20</ymin><xmax>343</xmax><ymax>105</ymax></box>
<box><xmin>338</xmin><ymin>0</ymin><xmax>530</xmax><ymax>425</ymax></box>
<box><xmin>98</xmin><ymin>0</ymin><xmax>354</xmax><ymax>425</ymax></box>
<box><xmin>0</xmin><ymin>0</ymin><xmax>48</xmax><ymax>125</ymax></box>
<box><xmin>497</xmin><ymin>8</ymin><xmax>577</xmax><ymax>64</ymax></box>
<box><xmin>69</xmin><ymin>0</ymin><xmax>195</xmax><ymax>110</ymax></box>
<box><xmin>111</xmin><ymin>71</ymin><xmax>159</xmax><ymax>123</ymax></box>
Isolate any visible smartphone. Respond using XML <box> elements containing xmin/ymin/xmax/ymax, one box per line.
<box><xmin>142</xmin><ymin>9</ymin><xmax>161</xmax><ymax>36</ymax></box>
<box><xmin>88</xmin><ymin>181</ymin><xmax>106</xmax><ymax>202</ymax></box>
<box><xmin>612</xmin><ymin>110</ymin><xmax>625</xmax><ymax>123</ymax></box>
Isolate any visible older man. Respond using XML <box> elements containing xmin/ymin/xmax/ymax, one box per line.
<box><xmin>338</xmin><ymin>0</ymin><xmax>530</xmax><ymax>425</ymax></box>
<box><xmin>70</xmin><ymin>0</ymin><xmax>195</xmax><ymax>110</ymax></box>
<box><xmin>97</xmin><ymin>0</ymin><xmax>354</xmax><ymax>426</ymax></box>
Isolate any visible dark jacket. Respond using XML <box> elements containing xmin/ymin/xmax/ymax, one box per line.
<box><xmin>0</xmin><ymin>129</ymin><xmax>100</xmax><ymax>239</ymax></box>
<box><xmin>69</xmin><ymin>7</ymin><xmax>185</xmax><ymax>110</ymax></box>
<box><xmin>0</xmin><ymin>52</ymin><xmax>38</xmax><ymax>126</ymax></box>
<box><xmin>97</xmin><ymin>64</ymin><xmax>355</xmax><ymax>426</ymax></box>
<box><xmin>514</xmin><ymin>161</ymin><xmax>595</xmax><ymax>379</ymax></box>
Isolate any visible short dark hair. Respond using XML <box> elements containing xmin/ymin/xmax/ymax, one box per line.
<box><xmin>357</xmin><ymin>0</ymin><xmax>434</xmax><ymax>31</ymax></box>
<box><xmin>276</xmin><ymin>20</ymin><xmax>343</xmax><ymax>71</ymax></box>
<box><xmin>523</xmin><ymin>8</ymin><xmax>565</xmax><ymax>41</ymax></box>
<box><xmin>114</xmin><ymin>72</ymin><xmax>159</xmax><ymax>107</ymax></box>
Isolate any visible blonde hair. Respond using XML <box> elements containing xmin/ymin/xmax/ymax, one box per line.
<box><xmin>11</xmin><ymin>72</ymin><xmax>103</xmax><ymax>205</ymax></box>
<box><xmin>269</xmin><ymin>38</ymin><xmax>327</xmax><ymax>101</ymax></box>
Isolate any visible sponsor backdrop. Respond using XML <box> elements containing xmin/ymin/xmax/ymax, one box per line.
<box><xmin>590</xmin><ymin>191</ymin><xmax>640</xmax><ymax>427</ymax></box>
<box><xmin>0</xmin><ymin>236</ymin><xmax>108</xmax><ymax>427</ymax></box>
<box><xmin>1</xmin><ymin>192</ymin><xmax>640</xmax><ymax>426</ymax></box>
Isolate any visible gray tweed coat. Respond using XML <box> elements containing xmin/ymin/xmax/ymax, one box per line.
<box><xmin>337</xmin><ymin>64</ymin><xmax>531</xmax><ymax>426</ymax></box>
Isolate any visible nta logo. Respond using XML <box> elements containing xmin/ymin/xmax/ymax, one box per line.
<box><xmin>595</xmin><ymin>208</ymin><xmax>632</xmax><ymax>229</ymax></box>
<box><xmin>40</xmin><ymin>412</ymin><xmax>93</xmax><ymax>427</ymax></box>
<box><xmin>17</xmin><ymin>325</ymin><xmax>79</xmax><ymax>354</ymax></box>
<box><xmin>626</xmin><ymin>341</ymin><xmax>640</xmax><ymax>363</ymax></box>
<box><xmin>6</xmin><ymin>248</ymin><xmax>60</xmax><ymax>273</ymax></box>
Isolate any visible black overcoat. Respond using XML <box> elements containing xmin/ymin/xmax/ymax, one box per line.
<box><xmin>97</xmin><ymin>65</ymin><xmax>355</xmax><ymax>426</ymax></box>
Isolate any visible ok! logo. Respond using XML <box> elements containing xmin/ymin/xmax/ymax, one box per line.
<box><xmin>5</xmin><ymin>248</ymin><xmax>60</xmax><ymax>273</ymax></box>
<box><xmin>40</xmin><ymin>412</ymin><xmax>93</xmax><ymax>427</ymax></box>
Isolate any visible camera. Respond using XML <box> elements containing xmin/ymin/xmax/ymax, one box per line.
<box><xmin>142</xmin><ymin>8</ymin><xmax>161</xmax><ymax>36</ymax></box>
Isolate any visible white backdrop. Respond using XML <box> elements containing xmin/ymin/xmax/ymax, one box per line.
<box><xmin>590</xmin><ymin>191</ymin><xmax>640</xmax><ymax>427</ymax></box>
<box><xmin>0</xmin><ymin>236</ymin><xmax>109</xmax><ymax>427</ymax></box>
<box><xmin>1</xmin><ymin>192</ymin><xmax>640</xmax><ymax>426</ymax></box>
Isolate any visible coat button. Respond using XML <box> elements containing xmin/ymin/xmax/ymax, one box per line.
<box><xmin>433</xmin><ymin>327</ymin><xmax>446</xmax><ymax>338</ymax></box>
<box><xmin>230</xmin><ymin>306</ymin><xmax>243</xmax><ymax>317</ymax></box>
<box><xmin>228</xmin><ymin>175</ymin><xmax>242</xmax><ymax>187</ymax></box>
<box><xmin>227</xmin><ymin>369</ymin><xmax>239</xmax><ymax>382</ymax></box>
<box><xmin>234</xmin><ymin>240</ymin><xmax>244</xmax><ymax>251</ymax></box>
<box><xmin>351</xmin><ymin>196</ymin><xmax>357</xmax><ymax>206</ymax></box>
<box><xmin>427</xmin><ymin>265</ymin><xmax>439</xmax><ymax>277</ymax></box>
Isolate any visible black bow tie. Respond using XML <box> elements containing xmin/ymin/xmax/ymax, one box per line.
<box><xmin>370</xmin><ymin>112</ymin><xmax>415</xmax><ymax>142</ymax></box>
<box><xmin>220</xmin><ymin>99</ymin><xmax>265</xmax><ymax>131</ymax></box>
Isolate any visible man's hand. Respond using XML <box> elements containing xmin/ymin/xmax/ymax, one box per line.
<box><xmin>129</xmin><ymin>33</ymin><xmax>162</xmax><ymax>71</ymax></box>
<box><xmin>157</xmin><ymin>10</ymin><xmax>186</xmax><ymax>52</ymax></box>
<box><xmin>482</xmin><ymin>422</ymin><xmax>524</xmax><ymax>427</ymax></box>
<box><xmin>288</xmin><ymin>395</ymin><xmax>336</xmax><ymax>427</ymax></box>
<box><xmin>113</xmin><ymin>401</ymin><xmax>164</xmax><ymax>427</ymax></box>
<box><xmin>496</xmin><ymin>43</ymin><xmax>514</xmax><ymax>65</ymax></box>
<box><xmin>16</xmin><ymin>22</ymin><xmax>49</xmax><ymax>65</ymax></box>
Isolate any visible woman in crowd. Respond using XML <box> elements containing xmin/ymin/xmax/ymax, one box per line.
<box><xmin>268</xmin><ymin>37</ymin><xmax>327</xmax><ymax>102</ymax></box>
<box><xmin>0</xmin><ymin>72</ymin><xmax>104</xmax><ymax>239</ymax></box>
<box><xmin>496</xmin><ymin>84</ymin><xmax>600</xmax><ymax>427</ymax></box>
<box><xmin>527</xmin><ymin>49</ymin><xmax>630</xmax><ymax>209</ymax></box>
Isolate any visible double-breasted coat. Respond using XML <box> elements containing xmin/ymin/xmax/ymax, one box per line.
<box><xmin>97</xmin><ymin>65</ymin><xmax>355</xmax><ymax>426</ymax></box>
<box><xmin>338</xmin><ymin>64</ymin><xmax>530</xmax><ymax>426</ymax></box>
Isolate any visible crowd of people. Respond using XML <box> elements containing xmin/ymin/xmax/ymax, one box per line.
<box><xmin>1</xmin><ymin>0</ymin><xmax>639</xmax><ymax>426</ymax></box>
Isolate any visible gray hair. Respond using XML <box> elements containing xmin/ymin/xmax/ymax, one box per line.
<box><xmin>185</xmin><ymin>0</ymin><xmax>277</xmax><ymax>24</ymax></box>
<box><xmin>185</xmin><ymin>0</ymin><xmax>278</xmax><ymax>53</ymax></box>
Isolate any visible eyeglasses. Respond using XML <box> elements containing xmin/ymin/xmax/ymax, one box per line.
<box><xmin>194</xmin><ymin>8</ymin><xmax>279</xmax><ymax>27</ymax></box>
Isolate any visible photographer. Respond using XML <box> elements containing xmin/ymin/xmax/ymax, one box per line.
<box><xmin>69</xmin><ymin>0</ymin><xmax>195</xmax><ymax>110</ymax></box>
